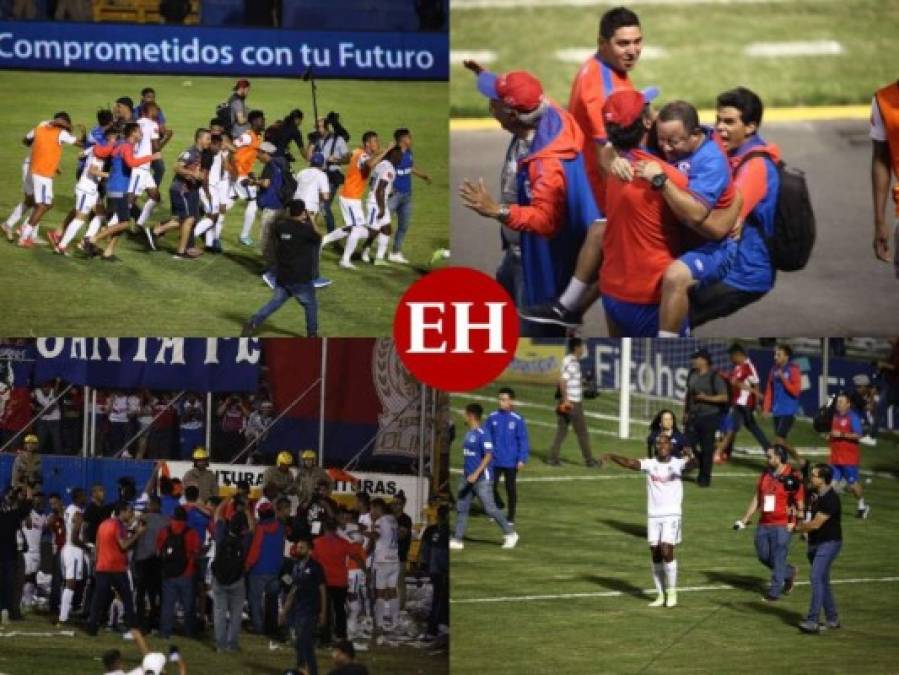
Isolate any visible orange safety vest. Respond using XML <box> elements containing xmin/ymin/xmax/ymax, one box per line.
<box><xmin>233</xmin><ymin>130</ymin><xmax>260</xmax><ymax>177</ymax></box>
<box><xmin>30</xmin><ymin>123</ymin><xmax>66</xmax><ymax>178</ymax></box>
<box><xmin>875</xmin><ymin>81</ymin><xmax>899</xmax><ymax>215</ymax></box>
<box><xmin>341</xmin><ymin>147</ymin><xmax>370</xmax><ymax>200</ymax></box>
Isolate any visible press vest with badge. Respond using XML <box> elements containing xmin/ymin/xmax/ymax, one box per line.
<box><xmin>875</xmin><ymin>82</ymin><xmax>899</xmax><ymax>215</ymax></box>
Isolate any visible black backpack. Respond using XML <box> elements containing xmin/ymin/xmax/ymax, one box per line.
<box><xmin>277</xmin><ymin>164</ymin><xmax>298</xmax><ymax>207</ymax></box>
<box><xmin>736</xmin><ymin>151</ymin><xmax>816</xmax><ymax>272</ymax></box>
<box><xmin>214</xmin><ymin>101</ymin><xmax>232</xmax><ymax>135</ymax></box>
<box><xmin>812</xmin><ymin>394</ymin><xmax>836</xmax><ymax>433</ymax></box>
<box><xmin>160</xmin><ymin>528</ymin><xmax>188</xmax><ymax>578</ymax></box>
<box><xmin>212</xmin><ymin>530</ymin><xmax>245</xmax><ymax>585</ymax></box>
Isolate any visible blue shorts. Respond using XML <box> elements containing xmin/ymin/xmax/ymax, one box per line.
<box><xmin>170</xmin><ymin>188</ymin><xmax>200</xmax><ymax>221</ymax></box>
<box><xmin>679</xmin><ymin>238</ymin><xmax>737</xmax><ymax>286</ymax></box>
<box><xmin>830</xmin><ymin>464</ymin><xmax>859</xmax><ymax>485</ymax></box>
<box><xmin>602</xmin><ymin>296</ymin><xmax>689</xmax><ymax>337</ymax></box>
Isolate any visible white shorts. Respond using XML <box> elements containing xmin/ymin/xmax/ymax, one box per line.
<box><xmin>127</xmin><ymin>167</ymin><xmax>157</xmax><ymax>195</ymax></box>
<box><xmin>61</xmin><ymin>544</ymin><xmax>86</xmax><ymax>580</ymax></box>
<box><xmin>25</xmin><ymin>551</ymin><xmax>41</xmax><ymax>576</ymax></box>
<box><xmin>366</xmin><ymin>203</ymin><xmax>390</xmax><ymax>230</ymax></box>
<box><xmin>338</xmin><ymin>196</ymin><xmax>365</xmax><ymax>228</ymax></box>
<box><xmin>32</xmin><ymin>174</ymin><xmax>54</xmax><ymax>205</ymax></box>
<box><xmin>217</xmin><ymin>180</ymin><xmax>234</xmax><ymax>209</ymax></box>
<box><xmin>233</xmin><ymin>176</ymin><xmax>257</xmax><ymax>201</ymax></box>
<box><xmin>373</xmin><ymin>561</ymin><xmax>400</xmax><ymax>590</ymax></box>
<box><xmin>647</xmin><ymin>516</ymin><xmax>682</xmax><ymax>546</ymax></box>
<box><xmin>348</xmin><ymin>568</ymin><xmax>366</xmax><ymax>596</ymax></box>
<box><xmin>74</xmin><ymin>187</ymin><xmax>99</xmax><ymax>215</ymax></box>
<box><xmin>22</xmin><ymin>159</ymin><xmax>33</xmax><ymax>196</ymax></box>
<box><xmin>201</xmin><ymin>186</ymin><xmax>221</xmax><ymax>215</ymax></box>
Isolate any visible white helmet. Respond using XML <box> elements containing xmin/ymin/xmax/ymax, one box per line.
<box><xmin>142</xmin><ymin>652</ymin><xmax>167</xmax><ymax>674</ymax></box>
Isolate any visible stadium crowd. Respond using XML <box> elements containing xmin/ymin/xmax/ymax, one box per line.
<box><xmin>459</xmin><ymin>5</ymin><xmax>819</xmax><ymax>337</ymax></box>
<box><xmin>0</xmin><ymin>442</ymin><xmax>449</xmax><ymax>675</ymax></box>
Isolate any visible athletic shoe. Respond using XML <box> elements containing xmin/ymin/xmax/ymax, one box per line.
<box><xmin>313</xmin><ymin>277</ymin><xmax>332</xmax><ymax>289</ymax></box>
<box><xmin>762</xmin><ymin>594</ymin><xmax>780</xmax><ymax>603</ymax></box>
<box><xmin>783</xmin><ymin>565</ymin><xmax>797</xmax><ymax>595</ymax></box>
<box><xmin>17</xmin><ymin>237</ymin><xmax>34</xmax><ymax>249</ymax></box>
<box><xmin>58</xmin><ymin>245</ymin><xmax>71</xmax><ymax>257</ymax></box>
<box><xmin>859</xmin><ymin>435</ymin><xmax>876</xmax><ymax>447</ymax></box>
<box><xmin>856</xmin><ymin>504</ymin><xmax>871</xmax><ymax>519</ymax></box>
<box><xmin>448</xmin><ymin>539</ymin><xmax>464</xmax><ymax>550</ymax></box>
<box><xmin>240</xmin><ymin>322</ymin><xmax>256</xmax><ymax>338</ymax></box>
<box><xmin>1</xmin><ymin>223</ymin><xmax>13</xmax><ymax>241</ymax></box>
<box><xmin>798</xmin><ymin>620</ymin><xmax>821</xmax><ymax>634</ymax></box>
<box><xmin>339</xmin><ymin>260</ymin><xmax>357</xmax><ymax>270</ymax></box>
<box><xmin>822</xmin><ymin>620</ymin><xmax>841</xmax><ymax>630</ymax></box>
<box><xmin>262</xmin><ymin>271</ymin><xmax>276</xmax><ymax>289</ymax></box>
<box><xmin>501</xmin><ymin>532</ymin><xmax>519</xmax><ymax>549</ymax></box>
<box><xmin>46</xmin><ymin>230</ymin><xmax>62</xmax><ymax>253</ymax></box>
<box><xmin>388</xmin><ymin>252</ymin><xmax>410</xmax><ymax>264</ymax></box>
<box><xmin>172</xmin><ymin>252</ymin><xmax>194</xmax><ymax>261</ymax></box>
<box><xmin>586</xmin><ymin>458</ymin><xmax>602</xmax><ymax>468</ymax></box>
<box><xmin>648</xmin><ymin>594</ymin><xmax>665</xmax><ymax>607</ymax></box>
<box><xmin>518</xmin><ymin>300</ymin><xmax>582</xmax><ymax>328</ymax></box>
<box><xmin>373</xmin><ymin>259</ymin><xmax>390</xmax><ymax>267</ymax></box>
<box><xmin>545</xmin><ymin>458</ymin><xmax>562</xmax><ymax>467</ymax></box>
<box><xmin>664</xmin><ymin>590</ymin><xmax>677</xmax><ymax>608</ymax></box>
<box><xmin>32</xmin><ymin>235</ymin><xmax>48</xmax><ymax>245</ymax></box>
<box><xmin>143</xmin><ymin>225</ymin><xmax>157</xmax><ymax>250</ymax></box>
<box><xmin>239</xmin><ymin>235</ymin><xmax>254</xmax><ymax>246</ymax></box>
<box><xmin>353</xmin><ymin>641</ymin><xmax>369</xmax><ymax>652</ymax></box>
<box><xmin>361</xmin><ymin>248</ymin><xmax>371</xmax><ymax>263</ymax></box>
<box><xmin>186</xmin><ymin>247</ymin><xmax>203</xmax><ymax>258</ymax></box>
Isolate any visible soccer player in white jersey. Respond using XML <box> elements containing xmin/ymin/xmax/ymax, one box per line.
<box><xmin>294</xmin><ymin>152</ymin><xmax>330</xmax><ymax>221</ymax></box>
<box><xmin>2</xmin><ymin>152</ymin><xmax>35</xmax><ymax>242</ymax></box>
<box><xmin>339</xmin><ymin>508</ymin><xmax>370</xmax><ymax>639</ymax></box>
<box><xmin>130</xmin><ymin>102</ymin><xmax>172</xmax><ymax>247</ymax></box>
<box><xmin>194</xmin><ymin>131</ymin><xmax>228</xmax><ymax>252</ymax></box>
<box><xmin>360</xmin><ymin>146</ymin><xmax>403</xmax><ymax>266</ymax></box>
<box><xmin>49</xmin><ymin>128</ymin><xmax>116</xmax><ymax>255</ymax></box>
<box><xmin>59</xmin><ymin>487</ymin><xmax>88</xmax><ymax>625</ymax></box>
<box><xmin>22</xmin><ymin>491</ymin><xmax>47</xmax><ymax>608</ymax></box>
<box><xmin>364</xmin><ymin>497</ymin><xmax>401</xmax><ymax>639</ymax></box>
<box><xmin>603</xmin><ymin>435</ymin><xmax>697</xmax><ymax>608</ymax></box>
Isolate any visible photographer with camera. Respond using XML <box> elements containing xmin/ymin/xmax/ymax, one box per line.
<box><xmin>265</xmin><ymin>109</ymin><xmax>305</xmax><ymax>166</ymax></box>
<box><xmin>734</xmin><ymin>445</ymin><xmax>804</xmax><ymax>602</ymax></box>
<box><xmin>244</xmin><ymin>141</ymin><xmax>296</xmax><ymax>284</ymax></box>
<box><xmin>312</xmin><ymin>114</ymin><xmax>350</xmax><ymax>233</ymax></box>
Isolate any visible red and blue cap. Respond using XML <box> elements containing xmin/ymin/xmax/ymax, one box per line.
<box><xmin>601</xmin><ymin>86</ymin><xmax>660</xmax><ymax>126</ymax></box>
<box><xmin>477</xmin><ymin>70</ymin><xmax>544</xmax><ymax>113</ymax></box>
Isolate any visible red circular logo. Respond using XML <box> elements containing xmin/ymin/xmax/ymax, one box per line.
<box><xmin>393</xmin><ymin>267</ymin><xmax>519</xmax><ymax>391</ymax></box>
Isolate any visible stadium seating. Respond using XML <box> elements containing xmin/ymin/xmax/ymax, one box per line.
<box><xmin>93</xmin><ymin>0</ymin><xmax>200</xmax><ymax>25</ymax></box>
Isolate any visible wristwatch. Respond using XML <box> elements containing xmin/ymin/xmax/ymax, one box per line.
<box><xmin>651</xmin><ymin>173</ymin><xmax>668</xmax><ymax>191</ymax></box>
<box><xmin>497</xmin><ymin>204</ymin><xmax>511</xmax><ymax>223</ymax></box>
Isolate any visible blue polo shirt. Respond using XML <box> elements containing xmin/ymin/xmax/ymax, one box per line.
<box><xmin>673</xmin><ymin>130</ymin><xmax>731</xmax><ymax>210</ymax></box>
<box><xmin>394</xmin><ymin>150</ymin><xmax>414</xmax><ymax>194</ymax></box>
<box><xmin>462</xmin><ymin>426</ymin><xmax>494</xmax><ymax>481</ymax></box>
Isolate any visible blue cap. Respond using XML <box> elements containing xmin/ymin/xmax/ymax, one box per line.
<box><xmin>310</xmin><ymin>152</ymin><xmax>325</xmax><ymax>167</ymax></box>
<box><xmin>476</xmin><ymin>71</ymin><xmax>499</xmax><ymax>100</ymax></box>
<box><xmin>642</xmin><ymin>86</ymin><xmax>660</xmax><ymax>103</ymax></box>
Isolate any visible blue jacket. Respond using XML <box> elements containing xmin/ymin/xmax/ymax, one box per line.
<box><xmin>247</xmin><ymin>517</ymin><xmax>284</xmax><ymax>576</ymax></box>
<box><xmin>462</xmin><ymin>426</ymin><xmax>494</xmax><ymax>482</ymax></box>
<box><xmin>485</xmin><ymin>409</ymin><xmax>530</xmax><ymax>468</ymax></box>
<box><xmin>394</xmin><ymin>150</ymin><xmax>414</xmax><ymax>194</ymax></box>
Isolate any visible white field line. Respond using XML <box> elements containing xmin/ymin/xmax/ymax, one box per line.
<box><xmin>744</xmin><ymin>40</ymin><xmax>844</xmax><ymax>57</ymax></box>
<box><xmin>451</xmin><ymin>576</ymin><xmax>899</xmax><ymax>604</ymax></box>
<box><xmin>450</xmin><ymin>49</ymin><xmax>497</xmax><ymax>65</ymax></box>
<box><xmin>462</xmin><ymin>393</ymin><xmax>638</xmax><ymax>427</ymax></box>
<box><xmin>448</xmin><ymin>467</ymin><xmax>895</xmax><ymax>481</ymax></box>
<box><xmin>554</xmin><ymin>46</ymin><xmax>668</xmax><ymax>63</ymax></box>
<box><xmin>451</xmin><ymin>406</ymin><xmax>619</xmax><ymax>438</ymax></box>
<box><xmin>455</xmin><ymin>0</ymin><xmax>803</xmax><ymax>7</ymax></box>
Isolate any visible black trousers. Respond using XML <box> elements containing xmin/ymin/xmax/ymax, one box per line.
<box><xmin>134</xmin><ymin>556</ymin><xmax>163</xmax><ymax>631</ymax></box>
<box><xmin>427</xmin><ymin>572</ymin><xmax>448</xmax><ymax>635</ymax></box>
<box><xmin>492</xmin><ymin>467</ymin><xmax>519</xmax><ymax>522</ymax></box>
<box><xmin>688</xmin><ymin>413</ymin><xmax>720</xmax><ymax>487</ymax></box>
<box><xmin>88</xmin><ymin>572</ymin><xmax>136</xmax><ymax>633</ymax></box>
<box><xmin>0</xmin><ymin>556</ymin><xmax>21</xmax><ymax>618</ymax></box>
<box><xmin>324</xmin><ymin>585</ymin><xmax>348</xmax><ymax>641</ymax></box>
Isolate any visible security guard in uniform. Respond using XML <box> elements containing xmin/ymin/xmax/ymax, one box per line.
<box><xmin>293</xmin><ymin>450</ymin><xmax>332</xmax><ymax>510</ymax></box>
<box><xmin>263</xmin><ymin>451</ymin><xmax>297</xmax><ymax>497</ymax></box>
<box><xmin>11</xmin><ymin>434</ymin><xmax>43</xmax><ymax>490</ymax></box>
<box><xmin>182</xmin><ymin>448</ymin><xmax>218</xmax><ymax>502</ymax></box>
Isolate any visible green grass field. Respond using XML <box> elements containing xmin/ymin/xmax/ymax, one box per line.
<box><xmin>0</xmin><ymin>614</ymin><xmax>446</xmax><ymax>675</ymax></box>
<box><xmin>451</xmin><ymin>0</ymin><xmax>899</xmax><ymax>116</ymax></box>
<box><xmin>450</xmin><ymin>383</ymin><xmax>899</xmax><ymax>674</ymax></box>
<box><xmin>0</xmin><ymin>71</ymin><xmax>448</xmax><ymax>336</ymax></box>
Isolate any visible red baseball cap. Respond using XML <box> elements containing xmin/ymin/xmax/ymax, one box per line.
<box><xmin>477</xmin><ymin>70</ymin><xmax>544</xmax><ymax>112</ymax></box>
<box><xmin>234</xmin><ymin>79</ymin><xmax>251</xmax><ymax>90</ymax></box>
<box><xmin>602</xmin><ymin>87</ymin><xmax>660</xmax><ymax>127</ymax></box>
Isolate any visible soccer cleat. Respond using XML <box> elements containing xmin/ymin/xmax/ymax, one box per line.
<box><xmin>586</xmin><ymin>458</ymin><xmax>602</xmax><ymax>468</ymax></box>
<box><xmin>143</xmin><ymin>225</ymin><xmax>157</xmax><ymax>250</ymax></box>
<box><xmin>1</xmin><ymin>223</ymin><xmax>14</xmax><ymax>241</ymax></box>
<box><xmin>762</xmin><ymin>594</ymin><xmax>780</xmax><ymax>603</ymax></box>
<box><xmin>339</xmin><ymin>260</ymin><xmax>357</xmax><ymax>270</ymax></box>
<box><xmin>798</xmin><ymin>620</ymin><xmax>821</xmax><ymax>634</ymax></box>
<box><xmin>648</xmin><ymin>594</ymin><xmax>666</xmax><ymax>608</ymax></box>
<box><xmin>172</xmin><ymin>252</ymin><xmax>194</xmax><ymax>261</ymax></box>
<box><xmin>361</xmin><ymin>248</ymin><xmax>371</xmax><ymax>263</ymax></box>
<box><xmin>373</xmin><ymin>259</ymin><xmax>390</xmax><ymax>267</ymax></box>
<box><xmin>388</xmin><ymin>252</ymin><xmax>410</xmax><ymax>264</ymax></box>
<box><xmin>501</xmin><ymin>532</ymin><xmax>519</xmax><ymax>549</ymax></box>
<box><xmin>783</xmin><ymin>565</ymin><xmax>797</xmax><ymax>595</ymax></box>
<box><xmin>518</xmin><ymin>300</ymin><xmax>583</xmax><ymax>328</ymax></box>
<box><xmin>821</xmin><ymin>619</ymin><xmax>841</xmax><ymax>630</ymax></box>
<box><xmin>448</xmin><ymin>539</ymin><xmax>464</xmax><ymax>550</ymax></box>
<box><xmin>313</xmin><ymin>277</ymin><xmax>332</xmax><ymax>289</ymax></box>
<box><xmin>239</xmin><ymin>235</ymin><xmax>254</xmax><ymax>246</ymax></box>
<box><xmin>46</xmin><ymin>230</ymin><xmax>62</xmax><ymax>253</ymax></box>
<box><xmin>262</xmin><ymin>271</ymin><xmax>276</xmax><ymax>289</ymax></box>
<box><xmin>58</xmin><ymin>245</ymin><xmax>71</xmax><ymax>257</ymax></box>
<box><xmin>856</xmin><ymin>504</ymin><xmax>871</xmax><ymax>519</ymax></box>
<box><xmin>859</xmin><ymin>435</ymin><xmax>876</xmax><ymax>447</ymax></box>
<box><xmin>17</xmin><ymin>237</ymin><xmax>34</xmax><ymax>249</ymax></box>
<box><xmin>664</xmin><ymin>590</ymin><xmax>677</xmax><ymax>608</ymax></box>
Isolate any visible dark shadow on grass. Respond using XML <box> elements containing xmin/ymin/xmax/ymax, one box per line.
<box><xmin>220</xmin><ymin>249</ymin><xmax>266</xmax><ymax>275</ymax></box>
<box><xmin>702</xmin><ymin>570</ymin><xmax>763</xmax><ymax>593</ymax></box>
<box><xmin>579</xmin><ymin>574</ymin><xmax>646</xmax><ymax>598</ymax></box>
<box><xmin>719</xmin><ymin>454</ymin><xmax>765</xmax><ymax>471</ymax></box>
<box><xmin>220</xmin><ymin>311</ymin><xmax>304</xmax><ymax>337</ymax></box>
<box><xmin>735</xmin><ymin>599</ymin><xmax>804</xmax><ymax>627</ymax></box>
<box><xmin>598</xmin><ymin>518</ymin><xmax>646</xmax><ymax>539</ymax></box>
<box><xmin>460</xmin><ymin>535</ymin><xmax>503</xmax><ymax>545</ymax></box>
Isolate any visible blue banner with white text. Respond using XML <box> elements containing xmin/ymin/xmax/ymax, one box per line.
<box><xmin>32</xmin><ymin>338</ymin><xmax>260</xmax><ymax>392</ymax></box>
<box><xmin>0</xmin><ymin>20</ymin><xmax>447</xmax><ymax>80</ymax></box>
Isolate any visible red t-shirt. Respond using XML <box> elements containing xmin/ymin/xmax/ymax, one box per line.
<box><xmin>600</xmin><ymin>149</ymin><xmax>688</xmax><ymax>304</ymax></box>
<box><xmin>756</xmin><ymin>465</ymin><xmax>804</xmax><ymax>526</ymax></box>
<box><xmin>311</xmin><ymin>532</ymin><xmax>360</xmax><ymax>588</ymax></box>
<box><xmin>730</xmin><ymin>360</ymin><xmax>760</xmax><ymax>408</ymax></box>
<box><xmin>830</xmin><ymin>412</ymin><xmax>862</xmax><ymax>466</ymax></box>
<box><xmin>156</xmin><ymin>521</ymin><xmax>201</xmax><ymax>577</ymax></box>
<box><xmin>96</xmin><ymin>517</ymin><xmax>129</xmax><ymax>572</ymax></box>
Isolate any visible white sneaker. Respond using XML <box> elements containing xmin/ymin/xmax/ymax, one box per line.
<box><xmin>665</xmin><ymin>590</ymin><xmax>678</xmax><ymax>608</ymax></box>
<box><xmin>339</xmin><ymin>259</ymin><xmax>357</xmax><ymax>270</ymax></box>
<box><xmin>388</xmin><ymin>252</ymin><xmax>409</xmax><ymax>264</ymax></box>
<box><xmin>353</xmin><ymin>641</ymin><xmax>369</xmax><ymax>652</ymax></box>
<box><xmin>449</xmin><ymin>539</ymin><xmax>464</xmax><ymax>550</ymax></box>
<box><xmin>361</xmin><ymin>248</ymin><xmax>371</xmax><ymax>263</ymax></box>
<box><xmin>859</xmin><ymin>435</ymin><xmax>877</xmax><ymax>447</ymax></box>
<box><xmin>501</xmin><ymin>532</ymin><xmax>519</xmax><ymax>549</ymax></box>
<box><xmin>648</xmin><ymin>594</ymin><xmax>665</xmax><ymax>607</ymax></box>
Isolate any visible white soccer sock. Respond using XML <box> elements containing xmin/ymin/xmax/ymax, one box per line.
<box><xmin>85</xmin><ymin>215</ymin><xmax>103</xmax><ymax>239</ymax></box>
<box><xmin>664</xmin><ymin>560</ymin><xmax>678</xmax><ymax>591</ymax></box>
<box><xmin>348</xmin><ymin>597</ymin><xmax>361</xmax><ymax>633</ymax></box>
<box><xmin>23</xmin><ymin>581</ymin><xmax>34</xmax><ymax>604</ymax></box>
<box><xmin>107</xmin><ymin>213</ymin><xmax>119</xmax><ymax>227</ymax></box>
<box><xmin>321</xmin><ymin>226</ymin><xmax>350</xmax><ymax>246</ymax></box>
<box><xmin>559</xmin><ymin>277</ymin><xmax>589</xmax><ymax>311</ymax></box>
<box><xmin>375</xmin><ymin>233</ymin><xmax>389</xmax><ymax>261</ymax></box>
<box><xmin>61</xmin><ymin>218</ymin><xmax>85</xmax><ymax>248</ymax></box>
<box><xmin>33</xmin><ymin>223</ymin><xmax>40</xmax><ymax>238</ymax></box>
<box><xmin>5</xmin><ymin>202</ymin><xmax>24</xmax><ymax>228</ymax></box>
<box><xmin>240</xmin><ymin>200</ymin><xmax>258</xmax><ymax>238</ymax></box>
<box><xmin>374</xmin><ymin>598</ymin><xmax>386</xmax><ymax>631</ymax></box>
<box><xmin>651</xmin><ymin>562</ymin><xmax>665</xmax><ymax>595</ymax></box>
<box><xmin>19</xmin><ymin>223</ymin><xmax>34</xmax><ymax>242</ymax></box>
<box><xmin>195</xmin><ymin>216</ymin><xmax>214</xmax><ymax>236</ymax></box>
<box><xmin>657</xmin><ymin>330</ymin><xmax>679</xmax><ymax>338</ymax></box>
<box><xmin>858</xmin><ymin>496</ymin><xmax>866</xmax><ymax>509</ymax></box>
<box><xmin>137</xmin><ymin>199</ymin><xmax>157</xmax><ymax>226</ymax></box>
<box><xmin>388</xmin><ymin>597</ymin><xmax>400</xmax><ymax>628</ymax></box>
<box><xmin>341</xmin><ymin>226</ymin><xmax>368</xmax><ymax>264</ymax></box>
<box><xmin>60</xmin><ymin>587</ymin><xmax>74</xmax><ymax>622</ymax></box>
<box><xmin>214</xmin><ymin>219</ymin><xmax>223</xmax><ymax>240</ymax></box>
